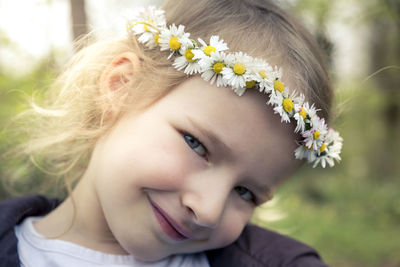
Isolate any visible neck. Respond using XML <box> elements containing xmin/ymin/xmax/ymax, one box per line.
<box><xmin>34</xmin><ymin>175</ymin><xmax>128</xmax><ymax>255</ymax></box>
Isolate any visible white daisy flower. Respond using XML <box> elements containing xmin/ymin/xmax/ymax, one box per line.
<box><xmin>267</xmin><ymin>67</ymin><xmax>283</xmax><ymax>93</ymax></box>
<box><xmin>220</xmin><ymin>52</ymin><xmax>253</xmax><ymax>96</ymax></box>
<box><xmin>198</xmin><ymin>36</ymin><xmax>228</xmax><ymax>56</ymax></box>
<box><xmin>312</xmin><ymin>146</ymin><xmax>332</xmax><ymax>168</ymax></box>
<box><xmin>267</xmin><ymin>87</ymin><xmax>282</xmax><ymax>107</ymax></box>
<box><xmin>294</xmin><ymin>144</ymin><xmax>317</xmax><ymax>162</ymax></box>
<box><xmin>196</xmin><ymin>51</ymin><xmax>228</xmax><ymax>87</ymax></box>
<box><xmin>269</xmin><ymin>88</ymin><xmax>304</xmax><ymax>123</ymax></box>
<box><xmin>325</xmin><ymin>128</ymin><xmax>343</xmax><ymax>150</ymax></box>
<box><xmin>127</xmin><ymin>6</ymin><xmax>166</xmax><ymax>48</ymax></box>
<box><xmin>251</xmin><ymin>59</ymin><xmax>274</xmax><ymax>93</ymax></box>
<box><xmin>312</xmin><ymin>129</ymin><xmax>342</xmax><ymax>168</ymax></box>
<box><xmin>172</xmin><ymin>42</ymin><xmax>203</xmax><ymax>75</ymax></box>
<box><xmin>259</xmin><ymin>67</ymin><xmax>283</xmax><ymax>95</ymax></box>
<box><xmin>271</xmin><ymin>66</ymin><xmax>283</xmax><ymax>81</ymax></box>
<box><xmin>302</xmin><ymin>116</ymin><xmax>328</xmax><ymax>150</ymax></box>
<box><xmin>295</xmin><ymin>102</ymin><xmax>321</xmax><ymax>133</ymax></box>
<box><xmin>192</xmin><ymin>35</ymin><xmax>229</xmax><ymax>66</ymax></box>
<box><xmin>158</xmin><ymin>24</ymin><xmax>191</xmax><ymax>59</ymax></box>
<box><xmin>192</xmin><ymin>49</ymin><xmax>207</xmax><ymax>62</ymax></box>
<box><xmin>293</xmin><ymin>112</ymin><xmax>306</xmax><ymax>133</ymax></box>
<box><xmin>244</xmin><ymin>72</ymin><xmax>260</xmax><ymax>90</ymax></box>
<box><xmin>305</xmin><ymin>102</ymin><xmax>319</xmax><ymax>120</ymax></box>
<box><xmin>309</xmin><ymin>112</ymin><xmax>324</xmax><ymax>130</ymax></box>
<box><xmin>313</xmin><ymin>153</ymin><xmax>333</xmax><ymax>168</ymax></box>
<box><xmin>127</xmin><ymin>6</ymin><xmax>166</xmax><ymax>33</ymax></box>
<box><xmin>137</xmin><ymin>32</ymin><xmax>158</xmax><ymax>49</ymax></box>
<box><xmin>266</xmin><ymin>68</ymin><xmax>285</xmax><ymax>99</ymax></box>
<box><xmin>293</xmin><ymin>98</ymin><xmax>313</xmax><ymax>133</ymax></box>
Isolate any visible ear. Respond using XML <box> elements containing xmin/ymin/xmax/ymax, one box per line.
<box><xmin>99</xmin><ymin>51</ymin><xmax>141</xmax><ymax>109</ymax></box>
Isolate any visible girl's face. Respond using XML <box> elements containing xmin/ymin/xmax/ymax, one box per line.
<box><xmin>82</xmin><ymin>76</ymin><xmax>299</xmax><ymax>261</ymax></box>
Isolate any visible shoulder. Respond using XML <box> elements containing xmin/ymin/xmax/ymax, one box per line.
<box><xmin>0</xmin><ymin>195</ymin><xmax>60</xmax><ymax>267</ymax></box>
<box><xmin>0</xmin><ymin>195</ymin><xmax>60</xmax><ymax>231</ymax></box>
<box><xmin>206</xmin><ymin>224</ymin><xmax>329</xmax><ymax>267</ymax></box>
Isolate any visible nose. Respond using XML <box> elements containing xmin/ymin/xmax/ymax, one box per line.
<box><xmin>181</xmin><ymin>171</ymin><xmax>232</xmax><ymax>229</ymax></box>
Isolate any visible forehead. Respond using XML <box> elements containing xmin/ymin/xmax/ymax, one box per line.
<box><xmin>152</xmin><ymin>77</ymin><xmax>300</xmax><ymax>185</ymax></box>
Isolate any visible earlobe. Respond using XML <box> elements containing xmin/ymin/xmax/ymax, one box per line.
<box><xmin>99</xmin><ymin>51</ymin><xmax>141</xmax><ymax>100</ymax></box>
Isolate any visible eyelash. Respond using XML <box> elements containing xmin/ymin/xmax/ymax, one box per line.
<box><xmin>235</xmin><ymin>186</ymin><xmax>257</xmax><ymax>204</ymax></box>
<box><xmin>183</xmin><ymin>133</ymin><xmax>208</xmax><ymax>159</ymax></box>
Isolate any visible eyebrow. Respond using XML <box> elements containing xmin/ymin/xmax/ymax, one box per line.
<box><xmin>185</xmin><ymin>115</ymin><xmax>233</xmax><ymax>157</ymax></box>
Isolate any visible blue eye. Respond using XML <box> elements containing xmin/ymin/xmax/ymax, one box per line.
<box><xmin>183</xmin><ymin>134</ymin><xmax>208</xmax><ymax>158</ymax></box>
<box><xmin>235</xmin><ymin>186</ymin><xmax>256</xmax><ymax>203</ymax></box>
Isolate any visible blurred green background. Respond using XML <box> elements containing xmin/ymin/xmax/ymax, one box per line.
<box><xmin>0</xmin><ymin>0</ymin><xmax>399</xmax><ymax>266</ymax></box>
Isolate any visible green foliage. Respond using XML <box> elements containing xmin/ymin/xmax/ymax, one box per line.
<box><xmin>0</xmin><ymin>57</ymin><xmax>64</xmax><ymax>200</ymax></box>
<box><xmin>253</xmin><ymin>84</ymin><xmax>400</xmax><ymax>267</ymax></box>
<box><xmin>266</xmin><ymin>1</ymin><xmax>400</xmax><ymax>264</ymax></box>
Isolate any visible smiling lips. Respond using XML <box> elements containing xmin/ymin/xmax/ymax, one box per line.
<box><xmin>149</xmin><ymin>199</ymin><xmax>193</xmax><ymax>241</ymax></box>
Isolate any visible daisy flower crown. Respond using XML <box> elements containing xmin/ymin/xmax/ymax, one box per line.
<box><xmin>126</xmin><ymin>7</ymin><xmax>343</xmax><ymax>168</ymax></box>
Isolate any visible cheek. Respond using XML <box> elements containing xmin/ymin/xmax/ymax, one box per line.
<box><xmin>126</xmin><ymin>126</ymin><xmax>199</xmax><ymax>190</ymax></box>
<box><xmin>92</xmin><ymin>127</ymin><xmax>187</xmax><ymax>191</ymax></box>
<box><xmin>209</xmin><ymin>205</ymin><xmax>253</xmax><ymax>248</ymax></box>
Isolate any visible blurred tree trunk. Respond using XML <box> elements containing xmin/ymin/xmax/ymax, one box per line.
<box><xmin>369</xmin><ymin>0</ymin><xmax>400</xmax><ymax>175</ymax></box>
<box><xmin>370</xmin><ymin>0</ymin><xmax>400</xmax><ymax>124</ymax></box>
<box><xmin>70</xmin><ymin>0</ymin><xmax>88</xmax><ymax>42</ymax></box>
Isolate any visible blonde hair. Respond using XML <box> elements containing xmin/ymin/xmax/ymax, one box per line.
<box><xmin>6</xmin><ymin>0</ymin><xmax>333</xmax><ymax>194</ymax></box>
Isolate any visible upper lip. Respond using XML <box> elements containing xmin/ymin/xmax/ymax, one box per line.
<box><xmin>149</xmin><ymin>198</ymin><xmax>195</xmax><ymax>240</ymax></box>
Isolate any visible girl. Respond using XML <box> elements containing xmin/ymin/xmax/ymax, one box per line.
<box><xmin>0</xmin><ymin>0</ymin><xmax>342</xmax><ymax>266</ymax></box>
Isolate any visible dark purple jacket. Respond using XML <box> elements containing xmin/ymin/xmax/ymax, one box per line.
<box><xmin>0</xmin><ymin>195</ymin><xmax>328</xmax><ymax>267</ymax></box>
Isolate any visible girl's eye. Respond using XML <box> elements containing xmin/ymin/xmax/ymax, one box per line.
<box><xmin>235</xmin><ymin>186</ymin><xmax>256</xmax><ymax>203</ymax></box>
<box><xmin>183</xmin><ymin>134</ymin><xmax>208</xmax><ymax>158</ymax></box>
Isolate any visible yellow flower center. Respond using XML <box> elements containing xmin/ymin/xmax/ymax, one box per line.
<box><xmin>313</xmin><ymin>130</ymin><xmax>321</xmax><ymax>140</ymax></box>
<box><xmin>169</xmin><ymin>37</ymin><xmax>181</xmax><ymax>50</ymax></box>
<box><xmin>299</xmin><ymin>107</ymin><xmax>307</xmax><ymax>119</ymax></box>
<box><xmin>233</xmin><ymin>63</ymin><xmax>245</xmax><ymax>75</ymax></box>
<box><xmin>304</xmin><ymin>144</ymin><xmax>313</xmax><ymax>150</ymax></box>
<box><xmin>246</xmin><ymin>80</ymin><xmax>256</xmax><ymax>88</ymax></box>
<box><xmin>154</xmin><ymin>34</ymin><xmax>160</xmax><ymax>44</ymax></box>
<box><xmin>213</xmin><ymin>62</ymin><xmax>225</xmax><ymax>74</ymax></box>
<box><xmin>259</xmin><ymin>69</ymin><xmax>268</xmax><ymax>79</ymax></box>
<box><xmin>204</xmin><ymin>45</ymin><xmax>216</xmax><ymax>56</ymax></box>
<box><xmin>282</xmin><ymin>98</ymin><xmax>294</xmax><ymax>113</ymax></box>
<box><xmin>319</xmin><ymin>143</ymin><xmax>327</xmax><ymax>153</ymax></box>
<box><xmin>274</xmin><ymin>80</ymin><xmax>284</xmax><ymax>92</ymax></box>
<box><xmin>184</xmin><ymin>49</ymin><xmax>195</xmax><ymax>62</ymax></box>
